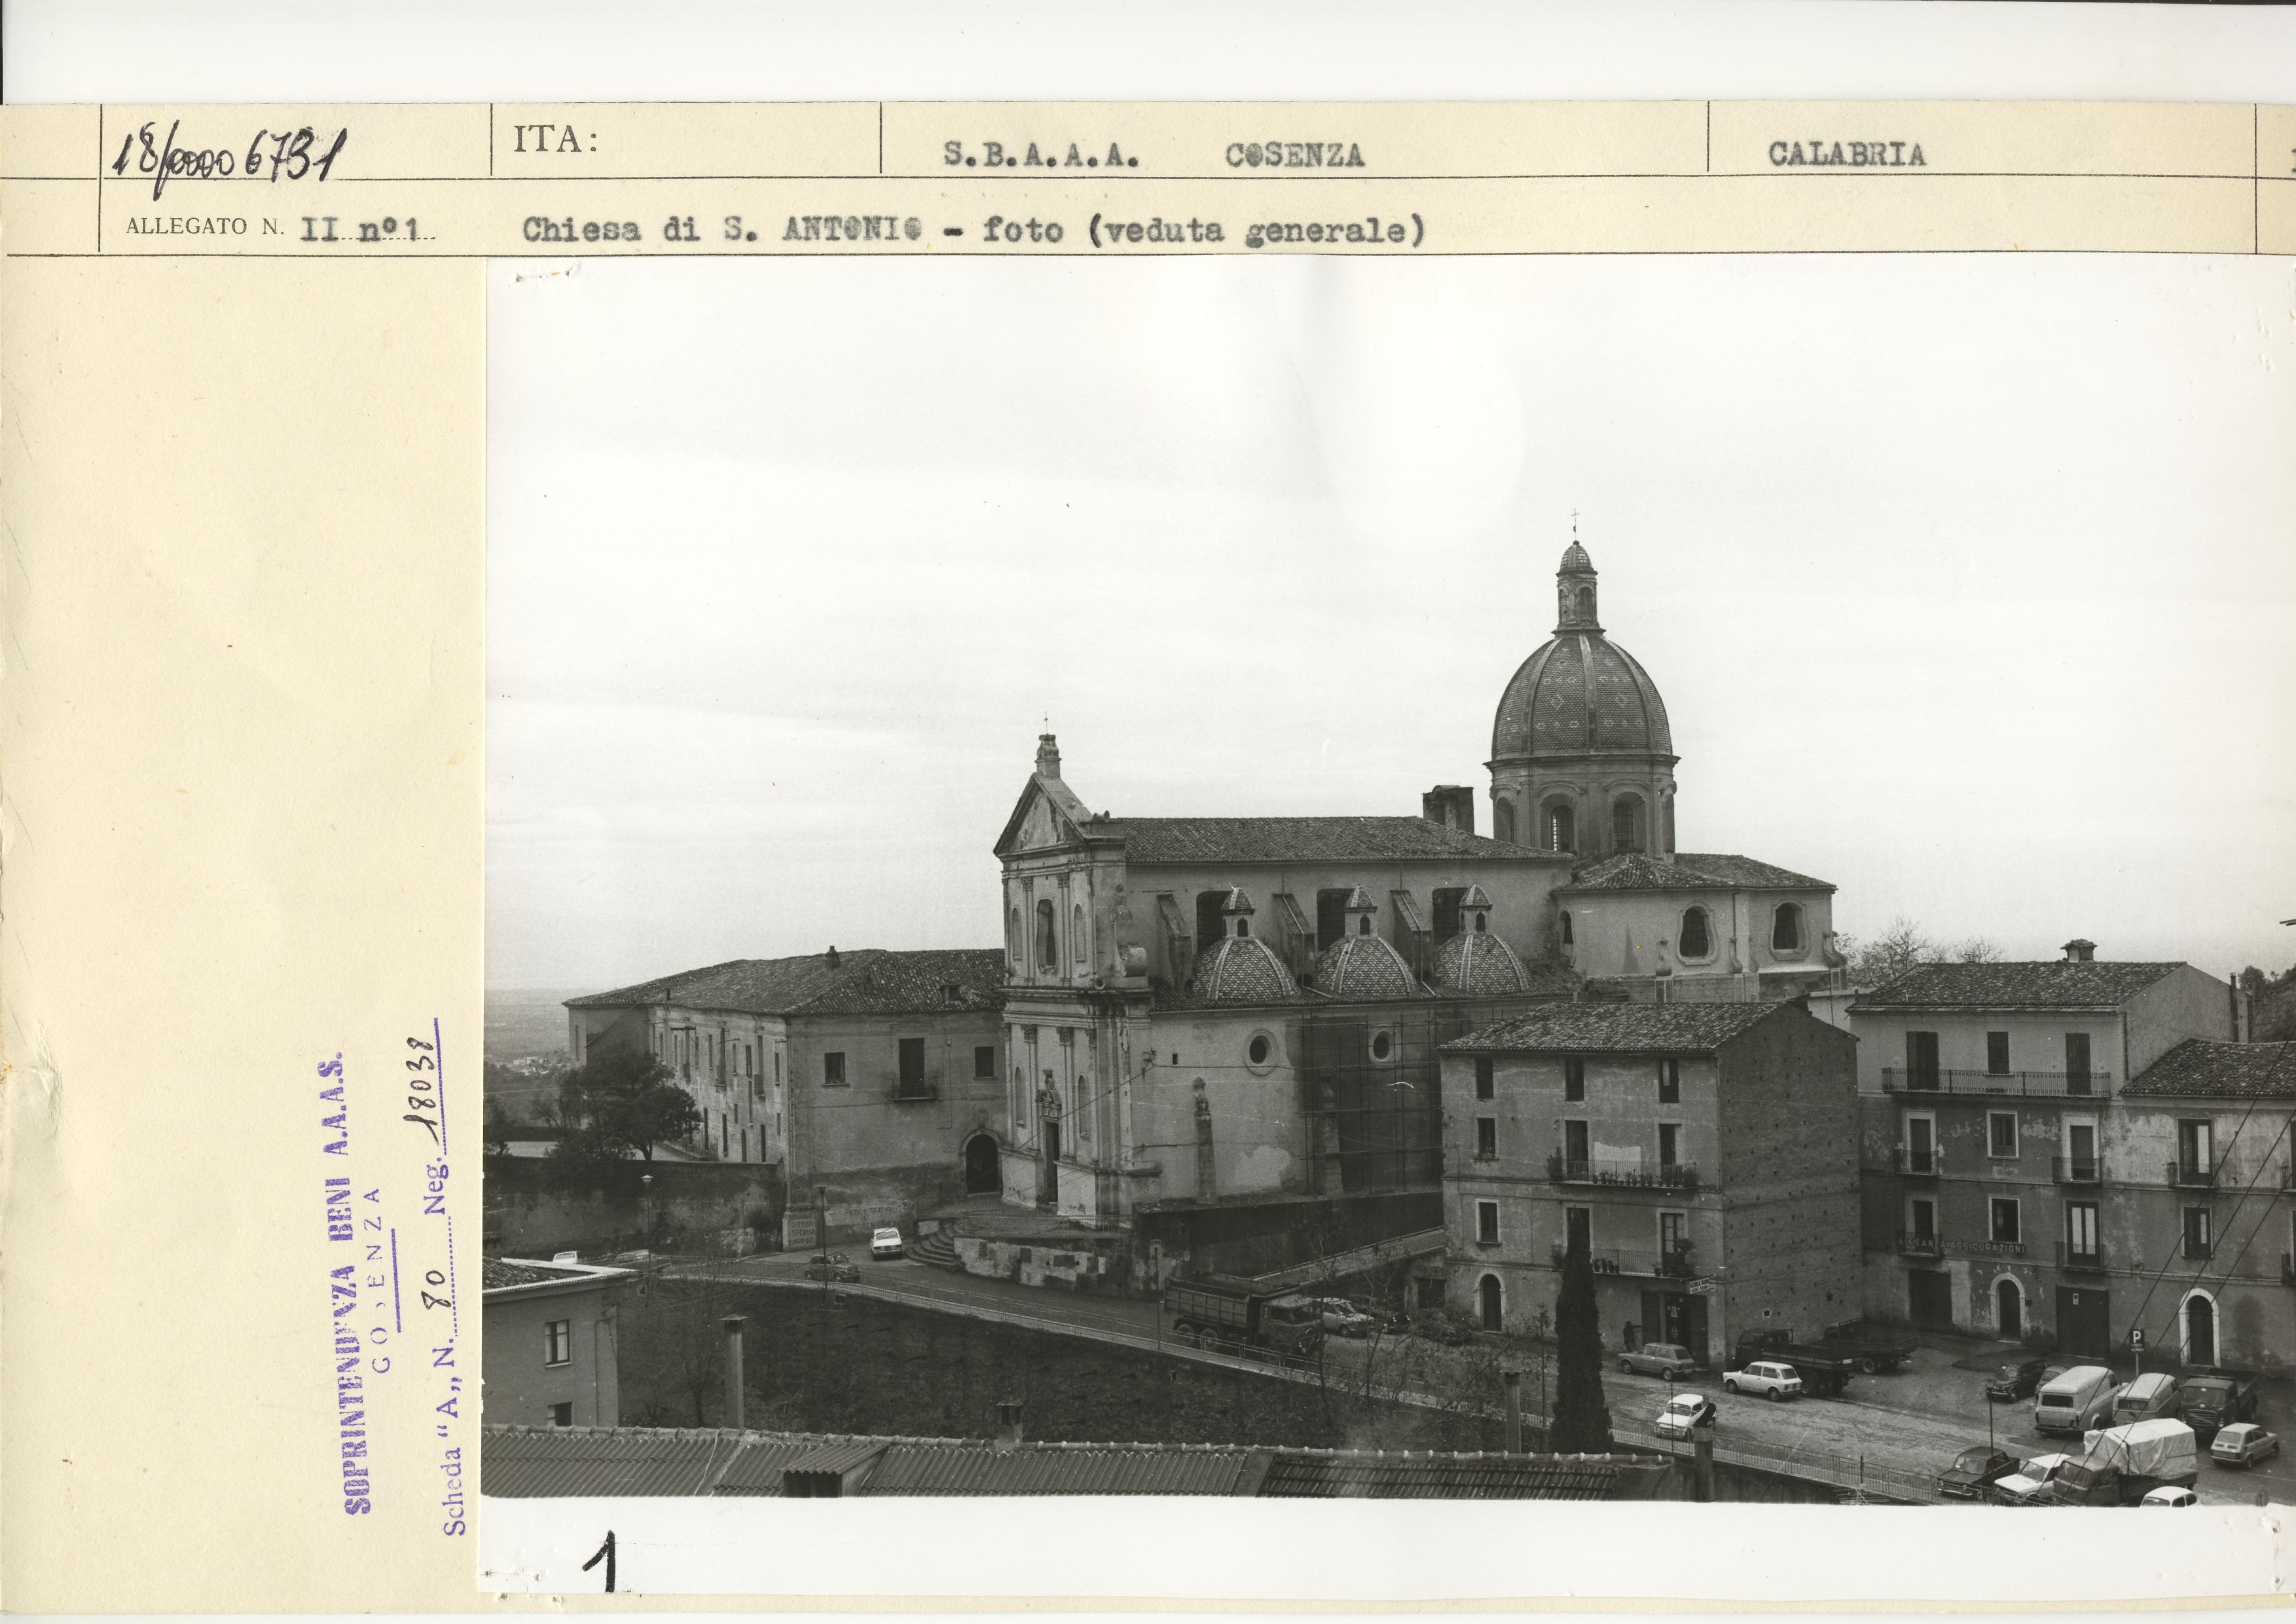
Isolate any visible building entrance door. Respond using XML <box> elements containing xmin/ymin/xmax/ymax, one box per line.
<box><xmin>2056</xmin><ymin>1284</ymin><xmax>2110</xmax><ymax>1358</ymax></box>
<box><xmin>1038</xmin><ymin>1118</ymin><xmax>1060</xmax><ymax>1208</ymax></box>
<box><xmin>2185</xmin><ymin>1295</ymin><xmax>2217</xmax><ymax>1368</ymax></box>
<box><xmin>963</xmin><ymin>1132</ymin><xmax>1000</xmax><ymax>1194</ymax></box>
<box><xmin>1995</xmin><ymin>1278</ymin><xmax>2023</xmax><ymax>1341</ymax></box>
<box><xmin>1908</xmin><ymin>1269</ymin><xmax>1954</xmax><ymax>1331</ymax></box>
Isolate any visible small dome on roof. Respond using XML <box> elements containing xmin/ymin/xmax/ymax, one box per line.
<box><xmin>1431</xmin><ymin>930</ymin><xmax>1532</xmax><ymax>996</ymax></box>
<box><xmin>1189</xmin><ymin>933</ymin><xmax>1298</xmax><ymax>1004</ymax></box>
<box><xmin>1559</xmin><ymin>540</ymin><xmax>1594</xmax><ymax>574</ymax></box>
<box><xmin>1313</xmin><ymin>932</ymin><xmax>1421</xmax><ymax>1000</ymax></box>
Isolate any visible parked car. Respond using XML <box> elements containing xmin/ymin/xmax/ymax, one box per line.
<box><xmin>2210</xmin><ymin>1422</ymin><xmax>2281</xmax><ymax>1468</ymax></box>
<box><xmin>1618</xmin><ymin>1341</ymin><xmax>1698</xmax><ymax>1379</ymax></box>
<box><xmin>1309</xmin><ymin>1298</ymin><xmax>1383</xmax><ymax>1338</ymax></box>
<box><xmin>1722</xmin><ymin>1360</ymin><xmax>1804</xmax><ymax>1402</ymax></box>
<box><xmin>803</xmin><ymin>1251</ymin><xmax>862</xmax><ymax>1283</ymax></box>
<box><xmin>1986</xmin><ymin>1357</ymin><xmax>2057</xmax><ymax>1403</ymax></box>
<box><xmin>1988</xmin><ymin>1452</ymin><xmax>2073</xmax><ymax>1505</ymax></box>
<box><xmin>1654</xmin><ymin>1392</ymin><xmax>1717</xmax><ymax>1439</ymax></box>
<box><xmin>2033</xmin><ymin>1365</ymin><xmax>2116</xmax><ymax>1435</ymax></box>
<box><xmin>869</xmin><ymin>1227</ymin><xmax>906</xmax><ymax>1260</ymax></box>
<box><xmin>2111</xmin><ymin>1371</ymin><xmax>2181</xmax><ymax>1426</ymax></box>
<box><xmin>1937</xmin><ymin>1445</ymin><xmax>2024</xmax><ymax>1500</ymax></box>
<box><xmin>1819</xmin><ymin>1319</ymin><xmax>1919</xmax><ymax>1375</ymax></box>
<box><xmin>1728</xmin><ymin>1329</ymin><xmax>1857</xmax><ymax>1397</ymax></box>
<box><xmin>2141</xmin><ymin>1485</ymin><xmax>2199</xmax><ymax>1507</ymax></box>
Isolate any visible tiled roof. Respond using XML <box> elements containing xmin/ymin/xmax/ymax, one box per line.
<box><xmin>481</xmin><ymin>1427</ymin><xmax>1660</xmax><ymax>1499</ymax></box>
<box><xmin>1311</xmin><ymin>933</ymin><xmax>1425</xmax><ymax>1000</ymax></box>
<box><xmin>1256</xmin><ymin>1449</ymin><xmax>1639</xmax><ymax>1500</ymax></box>
<box><xmin>1492</xmin><ymin>632</ymin><xmax>1673</xmax><ymax>761</ymax></box>
<box><xmin>1188</xmin><ymin>934</ymin><xmax>1303</xmax><ymax>1005</ymax></box>
<box><xmin>1853</xmin><ymin>961</ymin><xmax>2182</xmax><ymax>1011</ymax></box>
<box><xmin>1121</xmin><ymin>816</ymin><xmax>1550</xmax><ymax>865</ymax></box>
<box><xmin>482</xmin><ymin>1259</ymin><xmax>584</xmax><ymax>1291</ymax></box>
<box><xmin>1430</xmin><ymin>931</ymin><xmax>1533</xmax><ymax>997</ymax></box>
<box><xmin>2124</xmin><ymin>1040</ymin><xmax>2296</xmax><ymax>1099</ymax></box>
<box><xmin>1444</xmin><ymin>1001</ymin><xmax>1791</xmax><ymax>1056</ymax></box>
<box><xmin>1563</xmin><ymin>853</ymin><xmax>1832</xmax><ymax>893</ymax></box>
<box><xmin>566</xmin><ymin>948</ymin><xmax>1004</xmax><ymax>1018</ymax></box>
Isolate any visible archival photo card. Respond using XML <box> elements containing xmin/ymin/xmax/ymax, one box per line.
<box><xmin>475</xmin><ymin>249</ymin><xmax>2296</xmax><ymax>1591</ymax></box>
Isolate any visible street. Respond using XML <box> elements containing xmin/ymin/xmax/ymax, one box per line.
<box><xmin>691</xmin><ymin>1251</ymin><xmax>2293</xmax><ymax>1507</ymax></box>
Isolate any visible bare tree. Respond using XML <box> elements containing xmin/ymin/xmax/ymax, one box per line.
<box><xmin>1847</xmin><ymin>917</ymin><xmax>1935</xmax><ymax>986</ymax></box>
<box><xmin>1947</xmin><ymin>936</ymin><xmax>2003</xmax><ymax>964</ymax></box>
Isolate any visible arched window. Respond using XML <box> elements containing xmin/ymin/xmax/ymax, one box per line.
<box><xmin>1559</xmin><ymin>910</ymin><xmax>1574</xmax><ymax>946</ymax></box>
<box><xmin>1035</xmin><ymin>898</ymin><xmax>1057</xmax><ymax>969</ymax></box>
<box><xmin>1575</xmin><ymin>585</ymin><xmax>1594</xmax><ymax>619</ymax></box>
<box><xmin>1478</xmin><ymin>1274</ymin><xmax>1503</xmax><ymax>1333</ymax></box>
<box><xmin>1679</xmin><ymin>906</ymin><xmax>1711</xmax><ymax>959</ymax></box>
<box><xmin>1007</xmin><ymin>906</ymin><xmax>1022</xmax><ymax>969</ymax></box>
<box><xmin>1072</xmin><ymin>903</ymin><xmax>1087</xmax><ymax>965</ymax></box>
<box><xmin>1357</xmin><ymin>914</ymin><xmax>1372</xmax><ymax>937</ymax></box>
<box><xmin>1236</xmin><ymin>917</ymin><xmax>1250</xmax><ymax>938</ymax></box>
<box><xmin>1493</xmin><ymin>798</ymin><xmax>1517</xmax><ymax>844</ymax></box>
<box><xmin>1611</xmin><ymin>796</ymin><xmax>1645</xmax><ymax>853</ymax></box>
<box><xmin>1772</xmin><ymin>902</ymin><xmax>1804</xmax><ymax>954</ymax></box>
<box><xmin>1545</xmin><ymin>802</ymin><xmax>1575</xmax><ymax>853</ymax></box>
<box><xmin>1473</xmin><ymin>912</ymin><xmax>1487</xmax><ymax>934</ymax></box>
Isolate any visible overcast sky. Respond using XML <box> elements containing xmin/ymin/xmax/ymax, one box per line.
<box><xmin>488</xmin><ymin>253</ymin><xmax>2295</xmax><ymax>994</ymax></box>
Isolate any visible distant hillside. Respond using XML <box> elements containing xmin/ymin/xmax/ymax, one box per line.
<box><xmin>486</xmin><ymin>987</ymin><xmax>584</xmax><ymax>1067</ymax></box>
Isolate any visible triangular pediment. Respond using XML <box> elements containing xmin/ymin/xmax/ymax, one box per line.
<box><xmin>993</xmin><ymin>775</ymin><xmax>1084</xmax><ymax>858</ymax></box>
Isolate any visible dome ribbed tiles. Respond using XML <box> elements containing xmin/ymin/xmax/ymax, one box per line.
<box><xmin>1430</xmin><ymin>931</ymin><xmax>1532</xmax><ymax>996</ymax></box>
<box><xmin>1312</xmin><ymin>933</ymin><xmax>1421</xmax><ymax>999</ymax></box>
<box><xmin>1188</xmin><ymin>935</ymin><xmax>1300</xmax><ymax>1005</ymax></box>
<box><xmin>1491</xmin><ymin>633</ymin><xmax>1673</xmax><ymax>761</ymax></box>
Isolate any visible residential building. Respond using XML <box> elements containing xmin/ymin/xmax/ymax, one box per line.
<box><xmin>566</xmin><ymin>948</ymin><xmax>1006</xmax><ymax>1231</ymax></box>
<box><xmin>1850</xmin><ymin>941</ymin><xmax>2243</xmax><ymax>1355</ymax></box>
<box><xmin>482</xmin><ymin>1257</ymin><xmax>632</xmax><ymax>1428</ymax></box>
<box><xmin>1439</xmin><ymin>1001</ymin><xmax>1860</xmax><ymax>1363</ymax></box>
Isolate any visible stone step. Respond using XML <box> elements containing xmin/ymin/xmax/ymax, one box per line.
<box><xmin>906</xmin><ymin>1231</ymin><xmax>962</xmax><ymax>1270</ymax></box>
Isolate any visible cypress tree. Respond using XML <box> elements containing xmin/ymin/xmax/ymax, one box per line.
<box><xmin>1548</xmin><ymin>1234</ymin><xmax>1613</xmax><ymax>1452</ymax></box>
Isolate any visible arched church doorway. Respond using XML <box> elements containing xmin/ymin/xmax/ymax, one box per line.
<box><xmin>962</xmin><ymin>1132</ymin><xmax>1000</xmax><ymax>1194</ymax></box>
<box><xmin>1995</xmin><ymin>1276</ymin><xmax>2023</xmax><ymax>1342</ymax></box>
<box><xmin>1478</xmin><ymin>1274</ymin><xmax>1503</xmax><ymax>1332</ymax></box>
<box><xmin>2184</xmin><ymin>1292</ymin><xmax>2217</xmax><ymax>1369</ymax></box>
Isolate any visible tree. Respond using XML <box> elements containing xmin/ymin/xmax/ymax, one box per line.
<box><xmin>555</xmin><ymin>1042</ymin><xmax>702</xmax><ymax>1163</ymax></box>
<box><xmin>1947</xmin><ymin>936</ymin><xmax>2003</xmax><ymax>964</ymax></box>
<box><xmin>1548</xmin><ymin>1235</ymin><xmax>1613</xmax><ymax>1453</ymax></box>
<box><xmin>1848</xmin><ymin>917</ymin><xmax>1935</xmax><ymax>987</ymax></box>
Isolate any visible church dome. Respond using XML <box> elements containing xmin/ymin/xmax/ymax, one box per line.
<box><xmin>1430</xmin><ymin>927</ymin><xmax>1532</xmax><ymax>996</ymax></box>
<box><xmin>1189</xmin><ymin>934</ymin><xmax>1300</xmax><ymax>1003</ymax></box>
<box><xmin>1491</xmin><ymin>542</ymin><xmax>1673</xmax><ymax>762</ymax></box>
<box><xmin>1309</xmin><ymin>887</ymin><xmax>1422</xmax><ymax>999</ymax></box>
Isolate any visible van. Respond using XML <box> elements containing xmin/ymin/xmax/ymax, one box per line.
<box><xmin>2111</xmin><ymin>1372</ymin><xmax>2180</xmax><ymax>1426</ymax></box>
<box><xmin>2034</xmin><ymin>1364</ymin><xmax>2115</xmax><ymax>1434</ymax></box>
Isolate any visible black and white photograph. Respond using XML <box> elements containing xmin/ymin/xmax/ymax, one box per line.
<box><xmin>473</xmin><ymin>250</ymin><xmax>2293</xmax><ymax>1575</ymax></box>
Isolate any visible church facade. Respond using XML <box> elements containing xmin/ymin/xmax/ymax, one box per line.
<box><xmin>993</xmin><ymin>542</ymin><xmax>1846</xmax><ymax>1230</ymax></box>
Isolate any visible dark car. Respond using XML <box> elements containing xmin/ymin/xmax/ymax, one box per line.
<box><xmin>1937</xmin><ymin>1445</ymin><xmax>2024</xmax><ymax>1500</ymax></box>
<box><xmin>1986</xmin><ymin>1357</ymin><xmax>2056</xmax><ymax>1402</ymax></box>
<box><xmin>803</xmin><ymin>1251</ymin><xmax>862</xmax><ymax>1283</ymax></box>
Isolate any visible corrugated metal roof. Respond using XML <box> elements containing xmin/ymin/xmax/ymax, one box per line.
<box><xmin>864</xmin><ymin>1442</ymin><xmax>1254</xmax><ymax>1496</ymax></box>
<box><xmin>484</xmin><ymin>1427</ymin><xmax>752</xmax><ymax>1498</ymax></box>
<box><xmin>1256</xmin><ymin>1450</ymin><xmax>1631</xmax><ymax>1499</ymax></box>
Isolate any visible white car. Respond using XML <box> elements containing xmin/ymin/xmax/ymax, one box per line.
<box><xmin>1988</xmin><ymin>1452</ymin><xmax>2073</xmax><ymax>1505</ymax></box>
<box><xmin>2211</xmin><ymin>1422</ymin><xmax>2281</xmax><ymax>1468</ymax></box>
<box><xmin>869</xmin><ymin>1226</ymin><xmax>906</xmax><ymax>1260</ymax></box>
<box><xmin>2141</xmin><ymin>1485</ymin><xmax>2199</xmax><ymax>1507</ymax></box>
<box><xmin>1723</xmin><ymin>1360</ymin><xmax>1804</xmax><ymax>1402</ymax></box>
<box><xmin>1654</xmin><ymin>1392</ymin><xmax>1717</xmax><ymax>1439</ymax></box>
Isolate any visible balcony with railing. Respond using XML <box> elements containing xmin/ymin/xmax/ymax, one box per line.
<box><xmin>1892</xmin><ymin>1145</ymin><xmax>1942</xmax><ymax>1177</ymax></box>
<box><xmin>2051</xmin><ymin>1156</ymin><xmax>2100</xmax><ymax>1186</ymax></box>
<box><xmin>1549</xmin><ymin>1242</ymin><xmax>1698</xmax><ymax>1278</ymax></box>
<box><xmin>2183</xmin><ymin>1236</ymin><xmax>2214</xmax><ymax>1261</ymax></box>
<box><xmin>2166</xmin><ymin>1159</ymin><xmax>2224</xmax><ymax>1189</ymax></box>
<box><xmin>1546</xmin><ymin>1152</ymin><xmax>1703</xmax><ymax>1192</ymax></box>
<box><xmin>2055</xmin><ymin>1241</ymin><xmax>2105</xmax><ymax>1273</ymax></box>
<box><xmin>1895</xmin><ymin>1230</ymin><xmax>1944</xmax><ymax>1257</ymax></box>
<box><xmin>1880</xmin><ymin>1067</ymin><xmax>2112</xmax><ymax>1100</ymax></box>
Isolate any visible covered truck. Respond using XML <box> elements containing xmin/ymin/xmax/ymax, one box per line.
<box><xmin>2041</xmin><ymin>1419</ymin><xmax>2200</xmax><ymax>1505</ymax></box>
<box><xmin>2175</xmin><ymin>1368</ymin><xmax>2261</xmax><ymax>1445</ymax></box>
<box><xmin>1162</xmin><ymin>1275</ymin><xmax>1325</xmax><ymax>1365</ymax></box>
<box><xmin>1819</xmin><ymin>1319</ymin><xmax>1920</xmax><ymax>1375</ymax></box>
<box><xmin>1728</xmin><ymin>1329</ymin><xmax>1857</xmax><ymax>1397</ymax></box>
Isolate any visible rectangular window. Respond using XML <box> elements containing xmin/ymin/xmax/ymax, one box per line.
<box><xmin>549</xmin><ymin>1401</ymin><xmax>574</xmax><ymax>1428</ymax></box>
<box><xmin>2185</xmin><ymin>1207</ymin><xmax>2213</xmax><ymax>1259</ymax></box>
<box><xmin>2066</xmin><ymin>1202</ymin><xmax>2099</xmax><ymax>1260</ymax></box>
<box><xmin>1987</xmin><ymin>1111</ymin><xmax>2018</xmax><ymax>1160</ymax></box>
<box><xmin>2179</xmin><ymin>1119</ymin><xmax>2214</xmax><ymax>1179</ymax></box>
<box><xmin>1476</xmin><ymin>1200</ymin><xmax>1501</xmax><ymax>1246</ymax></box>
<box><xmin>974</xmin><ymin>1045</ymin><xmax>996</xmax><ymax>1079</ymax></box>
<box><xmin>1563</xmin><ymin>1058</ymin><xmax>1586</xmax><ymax>1101</ymax></box>
<box><xmin>1910</xmin><ymin>1198</ymin><xmax>1936</xmax><ymax>1240</ymax></box>
<box><xmin>1475</xmin><ymin>1116</ymin><xmax>1497</xmax><ymax>1160</ymax></box>
<box><xmin>1659</xmin><ymin>1210</ymin><xmax>1687</xmax><ymax>1261</ymax></box>
<box><xmin>1658</xmin><ymin>1123</ymin><xmax>1681</xmax><ymax>1168</ymax></box>
<box><xmin>822</xmin><ymin>1051</ymin><xmax>847</xmax><ymax>1087</ymax></box>
<box><xmin>898</xmin><ymin>1036</ymin><xmax>928</xmax><ymax>1098</ymax></box>
<box><xmin>1906</xmin><ymin>1114</ymin><xmax>1936</xmax><ymax>1174</ymax></box>
<box><xmin>774</xmin><ymin>1050</ymin><xmax>782</xmax><ymax>1082</ymax></box>
<box><xmin>2066</xmin><ymin>1122</ymin><xmax>2096</xmax><ymax>1180</ymax></box>
<box><xmin>1990</xmin><ymin>1198</ymin><xmax>2021</xmax><ymax>1245</ymax></box>
<box><xmin>544</xmin><ymin>1319</ymin><xmax>571</xmax><ymax>1367</ymax></box>
<box><xmin>1565</xmin><ymin>1206</ymin><xmax>1591</xmax><ymax>1252</ymax></box>
<box><xmin>1905</xmin><ymin>1030</ymin><xmax>1940</xmax><ymax>1090</ymax></box>
<box><xmin>2064</xmin><ymin>1031</ymin><xmax>2092</xmax><ymax>1093</ymax></box>
<box><xmin>1474</xmin><ymin>1056</ymin><xmax>1495</xmax><ymax>1101</ymax></box>
<box><xmin>1657</xmin><ymin>1059</ymin><xmax>1679</xmax><ymax>1104</ymax></box>
<box><xmin>1986</xmin><ymin>1031</ymin><xmax>2011</xmax><ymax>1075</ymax></box>
<box><xmin>1563</xmin><ymin>1119</ymin><xmax>1590</xmax><ymax>1169</ymax></box>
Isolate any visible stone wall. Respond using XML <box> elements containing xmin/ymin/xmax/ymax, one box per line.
<box><xmin>483</xmin><ymin>1156</ymin><xmax>784</xmax><ymax>1259</ymax></box>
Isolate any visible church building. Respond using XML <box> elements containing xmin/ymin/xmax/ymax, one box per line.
<box><xmin>993</xmin><ymin>540</ymin><xmax>1845</xmax><ymax>1231</ymax></box>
